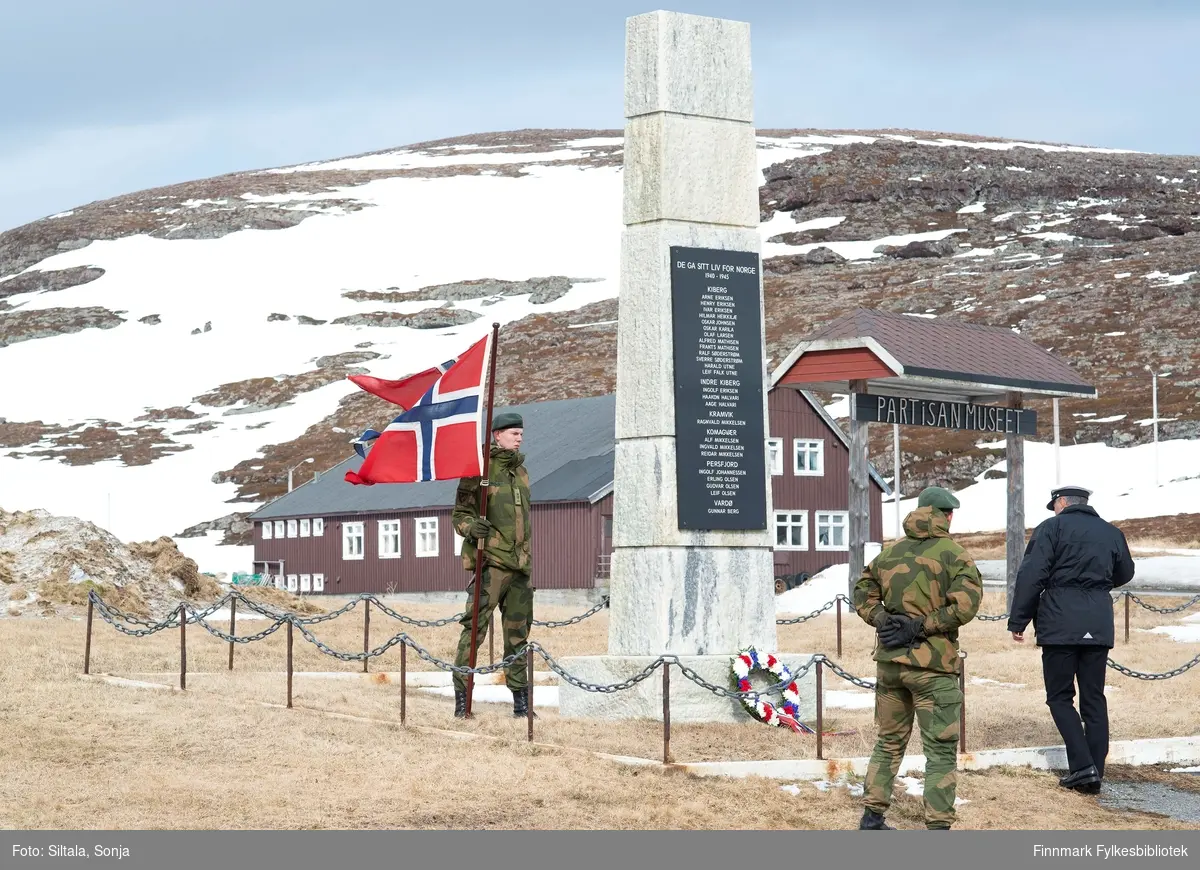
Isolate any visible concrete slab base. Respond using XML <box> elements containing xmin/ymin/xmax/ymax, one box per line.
<box><xmin>672</xmin><ymin>735</ymin><xmax>1200</xmax><ymax>781</ymax></box>
<box><xmin>557</xmin><ymin>654</ymin><xmax>817</xmax><ymax>723</ymax></box>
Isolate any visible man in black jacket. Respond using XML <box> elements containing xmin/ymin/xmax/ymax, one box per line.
<box><xmin>1008</xmin><ymin>484</ymin><xmax>1135</xmax><ymax>794</ymax></box>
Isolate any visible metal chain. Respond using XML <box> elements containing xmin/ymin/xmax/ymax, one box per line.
<box><xmin>183</xmin><ymin>608</ymin><xmax>291</xmax><ymax>644</ymax></box>
<box><xmin>1107</xmin><ymin>652</ymin><xmax>1200</xmax><ymax>681</ymax></box>
<box><xmin>361</xmin><ymin>597</ymin><xmax>465</xmax><ymax>628</ymax></box>
<box><xmin>532</xmin><ymin>596</ymin><xmax>609</xmax><ymax>628</ymax></box>
<box><xmin>776</xmin><ymin>595</ymin><xmax>847</xmax><ymax>625</ymax></box>
<box><xmin>90</xmin><ymin>594</ymin><xmax>181</xmax><ymax>637</ymax></box>
<box><xmin>1125</xmin><ymin>592</ymin><xmax>1200</xmax><ymax>615</ymax></box>
<box><xmin>976</xmin><ymin>613</ymin><xmax>1010</xmax><ymax>622</ymax></box>
<box><xmin>817</xmin><ymin>655</ymin><xmax>877</xmax><ymax>689</ymax></box>
<box><xmin>530</xmin><ymin>644</ymin><xmax>666</xmax><ymax>694</ymax></box>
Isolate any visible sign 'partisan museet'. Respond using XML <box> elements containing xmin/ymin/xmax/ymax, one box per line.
<box><xmin>669</xmin><ymin>246</ymin><xmax>768</xmax><ymax>532</ymax></box>
<box><xmin>853</xmin><ymin>392</ymin><xmax>1039</xmax><ymax>436</ymax></box>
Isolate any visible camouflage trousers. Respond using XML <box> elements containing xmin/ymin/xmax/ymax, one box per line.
<box><xmin>452</xmin><ymin>566</ymin><xmax>533</xmax><ymax>692</ymax></box>
<box><xmin>863</xmin><ymin>661</ymin><xmax>962</xmax><ymax>829</ymax></box>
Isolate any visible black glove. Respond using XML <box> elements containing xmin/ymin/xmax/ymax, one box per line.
<box><xmin>878</xmin><ymin>614</ymin><xmax>925</xmax><ymax>649</ymax></box>
<box><xmin>468</xmin><ymin>517</ymin><xmax>492</xmax><ymax>539</ymax></box>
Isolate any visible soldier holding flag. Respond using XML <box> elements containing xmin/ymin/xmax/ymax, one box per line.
<box><xmin>450</xmin><ymin>411</ymin><xmax>534</xmax><ymax>718</ymax></box>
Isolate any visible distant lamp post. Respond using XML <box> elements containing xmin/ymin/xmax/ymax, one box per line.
<box><xmin>288</xmin><ymin>458</ymin><xmax>315</xmax><ymax>493</ymax></box>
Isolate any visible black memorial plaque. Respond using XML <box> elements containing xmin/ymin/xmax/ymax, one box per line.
<box><xmin>853</xmin><ymin>393</ymin><xmax>1038</xmax><ymax>436</ymax></box>
<box><xmin>670</xmin><ymin>246</ymin><xmax>767</xmax><ymax>530</ymax></box>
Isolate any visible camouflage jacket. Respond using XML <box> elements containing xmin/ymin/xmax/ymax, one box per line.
<box><xmin>852</xmin><ymin>506</ymin><xmax>982</xmax><ymax>674</ymax></box>
<box><xmin>452</xmin><ymin>446</ymin><xmax>531</xmax><ymax>573</ymax></box>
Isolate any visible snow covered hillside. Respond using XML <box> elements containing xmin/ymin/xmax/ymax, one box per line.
<box><xmin>1</xmin><ymin>128</ymin><xmax>1198</xmax><ymax>578</ymax></box>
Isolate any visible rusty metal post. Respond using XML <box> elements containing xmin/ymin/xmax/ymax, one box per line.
<box><xmin>836</xmin><ymin>596</ymin><xmax>843</xmax><ymax>658</ymax></box>
<box><xmin>662</xmin><ymin>662</ymin><xmax>671</xmax><ymax>764</ymax></box>
<box><xmin>400</xmin><ymin>642</ymin><xmax>407</xmax><ymax>724</ymax></box>
<box><xmin>815</xmin><ymin>660</ymin><xmax>824</xmax><ymax>760</ymax></box>
<box><xmin>287</xmin><ymin>619</ymin><xmax>294</xmax><ymax>709</ymax></box>
<box><xmin>959</xmin><ymin>653</ymin><xmax>967</xmax><ymax>753</ymax></box>
<box><xmin>489</xmin><ymin>614</ymin><xmax>495</xmax><ymax>667</ymax></box>
<box><xmin>526</xmin><ymin>645</ymin><xmax>535</xmax><ymax>742</ymax></box>
<box><xmin>1124</xmin><ymin>593</ymin><xmax>1130</xmax><ymax>644</ymax></box>
<box><xmin>363</xmin><ymin>599</ymin><xmax>371</xmax><ymax>673</ymax></box>
<box><xmin>84</xmin><ymin>597</ymin><xmax>94</xmax><ymax>675</ymax></box>
<box><xmin>227</xmin><ymin>596</ymin><xmax>237</xmax><ymax>671</ymax></box>
<box><xmin>179</xmin><ymin>604</ymin><xmax>187</xmax><ymax>691</ymax></box>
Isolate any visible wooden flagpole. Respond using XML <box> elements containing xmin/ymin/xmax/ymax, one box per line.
<box><xmin>465</xmin><ymin>322</ymin><xmax>501</xmax><ymax>718</ymax></box>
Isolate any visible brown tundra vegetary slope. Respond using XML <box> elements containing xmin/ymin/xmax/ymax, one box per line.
<box><xmin>1</xmin><ymin>128</ymin><xmax>1198</xmax><ymax>545</ymax></box>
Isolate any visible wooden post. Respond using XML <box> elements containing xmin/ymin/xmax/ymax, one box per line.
<box><xmin>363</xmin><ymin>599</ymin><xmax>370</xmax><ymax>674</ymax></box>
<box><xmin>662</xmin><ymin>663</ymin><xmax>672</xmax><ymax>764</ymax></box>
<box><xmin>1005</xmin><ymin>392</ymin><xmax>1025</xmax><ymax>613</ymax></box>
<box><xmin>287</xmin><ymin>619</ymin><xmax>294</xmax><ymax>709</ymax></box>
<box><xmin>227</xmin><ymin>596</ymin><xmax>237</xmax><ymax>671</ymax></box>
<box><xmin>848</xmin><ymin>380</ymin><xmax>870</xmax><ymax>596</ymax></box>
<box><xmin>400</xmin><ymin>643</ymin><xmax>407</xmax><ymax>724</ymax></box>
<box><xmin>179</xmin><ymin>604</ymin><xmax>187</xmax><ymax>691</ymax></box>
<box><xmin>836</xmin><ymin>596</ymin><xmax>843</xmax><ymax>659</ymax></box>
<box><xmin>815</xmin><ymin>660</ymin><xmax>824</xmax><ymax>760</ymax></box>
<box><xmin>84</xmin><ymin>598</ymin><xmax>94</xmax><ymax>675</ymax></box>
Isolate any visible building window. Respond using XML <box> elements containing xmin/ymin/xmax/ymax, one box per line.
<box><xmin>286</xmin><ymin>519</ymin><xmax>298</xmax><ymax>538</ymax></box>
<box><xmin>816</xmin><ymin>511</ymin><xmax>849</xmax><ymax>551</ymax></box>
<box><xmin>343</xmin><ymin>522</ymin><xmax>364</xmax><ymax>560</ymax></box>
<box><xmin>272</xmin><ymin>575</ymin><xmax>283</xmax><ymax>590</ymax></box>
<box><xmin>453</xmin><ymin>531</ymin><xmax>465</xmax><ymax>555</ymax></box>
<box><xmin>299</xmin><ymin>519</ymin><xmax>310</xmax><ymax>537</ymax></box>
<box><xmin>262</xmin><ymin>521</ymin><xmax>273</xmax><ymax>540</ymax></box>
<box><xmin>794</xmin><ymin>439</ymin><xmax>824</xmax><ymax>476</ymax></box>
<box><xmin>286</xmin><ymin>574</ymin><xmax>298</xmax><ymax>592</ymax></box>
<box><xmin>767</xmin><ymin>438</ymin><xmax>784</xmax><ymax>476</ymax></box>
<box><xmin>603</xmin><ymin>515</ymin><xmax>613</xmax><ymax>538</ymax></box>
<box><xmin>274</xmin><ymin>521</ymin><xmax>285</xmax><ymax>538</ymax></box>
<box><xmin>299</xmin><ymin>574</ymin><xmax>311</xmax><ymax>593</ymax></box>
<box><xmin>378</xmin><ymin>520</ymin><xmax>401</xmax><ymax>559</ymax></box>
<box><xmin>312</xmin><ymin>518</ymin><xmax>324</xmax><ymax>536</ymax></box>
<box><xmin>312</xmin><ymin>573</ymin><xmax>325</xmax><ymax>592</ymax></box>
<box><xmin>774</xmin><ymin>511</ymin><xmax>808</xmax><ymax>550</ymax></box>
<box><xmin>415</xmin><ymin>518</ymin><xmax>439</xmax><ymax>557</ymax></box>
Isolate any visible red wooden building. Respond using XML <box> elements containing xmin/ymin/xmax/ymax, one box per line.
<box><xmin>247</xmin><ymin>390</ymin><xmax>887</xmax><ymax>595</ymax></box>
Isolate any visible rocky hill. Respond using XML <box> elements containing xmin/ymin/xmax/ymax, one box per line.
<box><xmin>1</xmin><ymin>128</ymin><xmax>1197</xmax><ymax>555</ymax></box>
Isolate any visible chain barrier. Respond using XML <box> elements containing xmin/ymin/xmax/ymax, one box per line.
<box><xmin>976</xmin><ymin>613</ymin><xmax>1010</xmax><ymax>622</ymax></box>
<box><xmin>1107</xmin><ymin>652</ymin><xmax>1200</xmax><ymax>681</ymax></box>
<box><xmin>818</xmin><ymin>655</ymin><xmax>877</xmax><ymax>690</ymax></box>
<box><xmin>185</xmin><ymin>608</ymin><xmax>291</xmax><ymax>645</ymax></box>
<box><xmin>1124</xmin><ymin>592</ymin><xmax>1200</xmax><ymax>615</ymax></box>
<box><xmin>775</xmin><ymin>595</ymin><xmax>846</xmax><ymax>625</ymax></box>
<box><xmin>532</xmin><ymin>597</ymin><xmax>610</xmax><ymax>628</ymax></box>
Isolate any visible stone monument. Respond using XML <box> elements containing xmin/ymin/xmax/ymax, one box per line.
<box><xmin>557</xmin><ymin>10</ymin><xmax>816</xmax><ymax>723</ymax></box>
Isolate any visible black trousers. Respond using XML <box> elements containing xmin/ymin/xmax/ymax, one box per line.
<box><xmin>1041</xmin><ymin>645</ymin><xmax>1110</xmax><ymax>777</ymax></box>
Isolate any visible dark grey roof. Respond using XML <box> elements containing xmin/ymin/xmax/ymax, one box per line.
<box><xmin>250</xmin><ymin>389</ymin><xmax>889</xmax><ymax>521</ymax></box>
<box><xmin>250</xmin><ymin>394</ymin><xmax>618</xmax><ymax>520</ymax></box>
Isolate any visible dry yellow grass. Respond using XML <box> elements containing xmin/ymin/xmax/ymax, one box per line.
<box><xmin>1</xmin><ymin>590</ymin><xmax>1198</xmax><ymax>830</ymax></box>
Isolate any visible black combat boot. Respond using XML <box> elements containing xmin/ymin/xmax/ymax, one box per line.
<box><xmin>859</xmin><ymin>810</ymin><xmax>894</xmax><ymax>830</ymax></box>
<box><xmin>512</xmin><ymin>688</ymin><xmax>537</xmax><ymax>718</ymax></box>
<box><xmin>454</xmin><ymin>689</ymin><xmax>468</xmax><ymax>718</ymax></box>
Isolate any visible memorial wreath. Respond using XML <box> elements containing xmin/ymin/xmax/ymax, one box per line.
<box><xmin>730</xmin><ymin>648</ymin><xmax>813</xmax><ymax>734</ymax></box>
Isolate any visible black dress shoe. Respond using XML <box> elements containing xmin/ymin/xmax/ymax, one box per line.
<box><xmin>1059</xmin><ymin>766</ymin><xmax>1101</xmax><ymax>790</ymax></box>
<box><xmin>859</xmin><ymin>810</ymin><xmax>894</xmax><ymax>830</ymax></box>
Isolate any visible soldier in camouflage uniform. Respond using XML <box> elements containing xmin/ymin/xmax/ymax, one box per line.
<box><xmin>451</xmin><ymin>411</ymin><xmax>534</xmax><ymax>718</ymax></box>
<box><xmin>851</xmin><ymin>486</ymin><xmax>983</xmax><ymax>830</ymax></box>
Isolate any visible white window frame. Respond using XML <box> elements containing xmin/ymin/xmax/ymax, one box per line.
<box><xmin>793</xmin><ymin>438</ymin><xmax>825</xmax><ymax>476</ymax></box>
<box><xmin>415</xmin><ymin>517</ymin><xmax>439</xmax><ymax>558</ymax></box>
<box><xmin>312</xmin><ymin>573</ymin><xmax>325</xmax><ymax>592</ymax></box>
<box><xmin>286</xmin><ymin>574</ymin><xmax>298</xmax><ymax>592</ymax></box>
<box><xmin>815</xmin><ymin>511</ymin><xmax>849</xmax><ymax>551</ymax></box>
<box><xmin>274</xmin><ymin>520</ymin><xmax>285</xmax><ymax>538</ymax></box>
<box><xmin>299</xmin><ymin>519</ymin><xmax>311</xmax><ymax>537</ymax></box>
<box><xmin>286</xmin><ymin>519</ymin><xmax>298</xmax><ymax>538</ymax></box>
<box><xmin>378</xmin><ymin>520</ymin><xmax>401</xmax><ymax>559</ymax></box>
<box><xmin>773</xmin><ymin>510</ymin><xmax>809</xmax><ymax>551</ymax></box>
<box><xmin>261</xmin><ymin>521</ymin><xmax>273</xmax><ymax>540</ymax></box>
<box><xmin>453</xmin><ymin>530</ymin><xmax>465</xmax><ymax>555</ymax></box>
<box><xmin>767</xmin><ymin>438</ymin><xmax>784</xmax><ymax>476</ymax></box>
<box><xmin>342</xmin><ymin>522</ymin><xmax>364</xmax><ymax>560</ymax></box>
<box><xmin>272</xmin><ymin>574</ymin><xmax>283</xmax><ymax>590</ymax></box>
<box><xmin>312</xmin><ymin>517</ymin><xmax>324</xmax><ymax>536</ymax></box>
<box><xmin>299</xmin><ymin>574</ymin><xmax>311</xmax><ymax>593</ymax></box>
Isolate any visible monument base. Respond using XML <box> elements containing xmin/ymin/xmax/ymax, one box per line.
<box><xmin>556</xmin><ymin>654</ymin><xmax>818</xmax><ymax>724</ymax></box>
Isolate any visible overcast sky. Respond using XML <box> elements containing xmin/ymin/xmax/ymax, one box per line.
<box><xmin>1</xmin><ymin>0</ymin><xmax>1196</xmax><ymax>232</ymax></box>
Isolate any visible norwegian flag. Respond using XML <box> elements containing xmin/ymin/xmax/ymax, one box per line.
<box><xmin>344</xmin><ymin>333</ymin><xmax>491</xmax><ymax>485</ymax></box>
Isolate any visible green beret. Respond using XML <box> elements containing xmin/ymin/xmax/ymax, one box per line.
<box><xmin>917</xmin><ymin>485</ymin><xmax>960</xmax><ymax>511</ymax></box>
<box><xmin>491</xmin><ymin>411</ymin><xmax>523</xmax><ymax>432</ymax></box>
